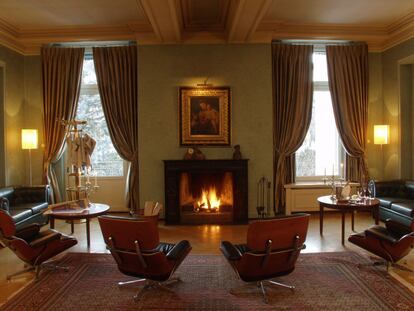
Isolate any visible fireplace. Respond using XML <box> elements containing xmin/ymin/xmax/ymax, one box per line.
<box><xmin>164</xmin><ymin>160</ymin><xmax>248</xmax><ymax>224</ymax></box>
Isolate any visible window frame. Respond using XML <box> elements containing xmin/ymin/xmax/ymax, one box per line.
<box><xmin>295</xmin><ymin>47</ymin><xmax>345</xmax><ymax>182</ymax></box>
<box><xmin>73</xmin><ymin>55</ymin><xmax>126</xmax><ymax>179</ymax></box>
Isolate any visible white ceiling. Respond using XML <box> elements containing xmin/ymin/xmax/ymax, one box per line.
<box><xmin>264</xmin><ymin>0</ymin><xmax>414</xmax><ymax>25</ymax></box>
<box><xmin>0</xmin><ymin>0</ymin><xmax>413</xmax><ymax>54</ymax></box>
<box><xmin>0</xmin><ymin>0</ymin><xmax>148</xmax><ymax>28</ymax></box>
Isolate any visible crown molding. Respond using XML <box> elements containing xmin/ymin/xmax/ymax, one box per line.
<box><xmin>140</xmin><ymin>0</ymin><xmax>181</xmax><ymax>43</ymax></box>
<box><xmin>0</xmin><ymin>10</ymin><xmax>413</xmax><ymax>54</ymax></box>
<box><xmin>381</xmin><ymin>11</ymin><xmax>414</xmax><ymax>51</ymax></box>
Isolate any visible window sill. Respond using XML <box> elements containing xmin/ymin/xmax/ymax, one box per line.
<box><xmin>284</xmin><ymin>181</ymin><xmax>359</xmax><ymax>189</ymax></box>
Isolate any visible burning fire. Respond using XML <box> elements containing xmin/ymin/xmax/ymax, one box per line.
<box><xmin>196</xmin><ymin>187</ymin><xmax>221</xmax><ymax>212</ymax></box>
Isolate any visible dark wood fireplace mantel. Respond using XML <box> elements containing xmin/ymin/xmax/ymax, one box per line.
<box><xmin>164</xmin><ymin>159</ymin><xmax>248</xmax><ymax>224</ymax></box>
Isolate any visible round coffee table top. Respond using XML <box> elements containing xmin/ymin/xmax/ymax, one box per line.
<box><xmin>317</xmin><ymin>195</ymin><xmax>379</xmax><ymax>210</ymax></box>
<box><xmin>48</xmin><ymin>203</ymin><xmax>110</xmax><ymax>220</ymax></box>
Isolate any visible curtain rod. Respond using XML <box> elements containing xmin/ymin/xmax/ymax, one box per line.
<box><xmin>45</xmin><ymin>41</ymin><xmax>136</xmax><ymax>48</ymax></box>
<box><xmin>272</xmin><ymin>39</ymin><xmax>363</xmax><ymax>45</ymax></box>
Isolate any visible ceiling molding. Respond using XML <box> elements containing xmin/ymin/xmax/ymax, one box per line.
<box><xmin>227</xmin><ymin>0</ymin><xmax>273</xmax><ymax>43</ymax></box>
<box><xmin>140</xmin><ymin>0</ymin><xmax>181</xmax><ymax>43</ymax></box>
<box><xmin>381</xmin><ymin>11</ymin><xmax>414</xmax><ymax>51</ymax></box>
<box><xmin>257</xmin><ymin>19</ymin><xmax>414</xmax><ymax>52</ymax></box>
<box><xmin>181</xmin><ymin>0</ymin><xmax>230</xmax><ymax>32</ymax></box>
<box><xmin>0</xmin><ymin>5</ymin><xmax>413</xmax><ymax>55</ymax></box>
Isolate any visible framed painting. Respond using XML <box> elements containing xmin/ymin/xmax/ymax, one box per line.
<box><xmin>179</xmin><ymin>87</ymin><xmax>231</xmax><ymax>146</ymax></box>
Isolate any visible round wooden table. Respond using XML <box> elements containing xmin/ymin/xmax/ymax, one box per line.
<box><xmin>49</xmin><ymin>203</ymin><xmax>110</xmax><ymax>247</ymax></box>
<box><xmin>317</xmin><ymin>196</ymin><xmax>380</xmax><ymax>245</ymax></box>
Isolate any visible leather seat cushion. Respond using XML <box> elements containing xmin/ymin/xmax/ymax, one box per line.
<box><xmin>365</xmin><ymin>226</ymin><xmax>400</xmax><ymax>243</ymax></box>
<box><xmin>234</xmin><ymin>244</ymin><xmax>251</xmax><ymax>254</ymax></box>
<box><xmin>9</xmin><ymin>208</ymin><xmax>33</xmax><ymax>223</ymax></box>
<box><xmin>390</xmin><ymin>202</ymin><xmax>414</xmax><ymax>217</ymax></box>
<box><xmin>15</xmin><ymin>202</ymin><xmax>48</xmax><ymax>214</ymax></box>
<box><xmin>156</xmin><ymin>242</ymin><xmax>175</xmax><ymax>254</ymax></box>
<box><xmin>378</xmin><ymin>197</ymin><xmax>408</xmax><ymax>209</ymax></box>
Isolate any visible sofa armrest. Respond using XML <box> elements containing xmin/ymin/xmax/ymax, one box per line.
<box><xmin>375</xmin><ymin>181</ymin><xmax>405</xmax><ymax>198</ymax></box>
<box><xmin>166</xmin><ymin>240</ymin><xmax>191</xmax><ymax>260</ymax></box>
<box><xmin>0</xmin><ymin>197</ymin><xmax>9</xmax><ymax>213</ymax></box>
<box><xmin>12</xmin><ymin>185</ymin><xmax>50</xmax><ymax>205</ymax></box>
<box><xmin>15</xmin><ymin>223</ymin><xmax>41</xmax><ymax>240</ymax></box>
<box><xmin>220</xmin><ymin>241</ymin><xmax>242</xmax><ymax>261</ymax></box>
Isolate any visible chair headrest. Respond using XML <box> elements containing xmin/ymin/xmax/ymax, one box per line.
<box><xmin>246</xmin><ymin>213</ymin><xmax>310</xmax><ymax>251</ymax></box>
<box><xmin>0</xmin><ymin>209</ymin><xmax>16</xmax><ymax>238</ymax></box>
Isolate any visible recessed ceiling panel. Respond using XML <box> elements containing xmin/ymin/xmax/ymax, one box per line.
<box><xmin>181</xmin><ymin>0</ymin><xmax>230</xmax><ymax>31</ymax></box>
<box><xmin>265</xmin><ymin>0</ymin><xmax>414</xmax><ymax>25</ymax></box>
<box><xmin>0</xmin><ymin>0</ymin><xmax>148</xmax><ymax>29</ymax></box>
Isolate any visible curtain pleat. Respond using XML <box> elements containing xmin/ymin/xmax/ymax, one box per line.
<box><xmin>326</xmin><ymin>44</ymin><xmax>369</xmax><ymax>184</ymax></box>
<box><xmin>42</xmin><ymin>47</ymin><xmax>84</xmax><ymax>203</ymax></box>
<box><xmin>93</xmin><ymin>45</ymin><xmax>139</xmax><ymax>214</ymax></box>
<box><xmin>272</xmin><ymin>43</ymin><xmax>313</xmax><ymax>214</ymax></box>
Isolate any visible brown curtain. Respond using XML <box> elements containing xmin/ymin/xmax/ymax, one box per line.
<box><xmin>42</xmin><ymin>47</ymin><xmax>84</xmax><ymax>203</ymax></box>
<box><xmin>272</xmin><ymin>43</ymin><xmax>313</xmax><ymax>214</ymax></box>
<box><xmin>326</xmin><ymin>44</ymin><xmax>369</xmax><ymax>184</ymax></box>
<box><xmin>93</xmin><ymin>46</ymin><xmax>139</xmax><ymax>214</ymax></box>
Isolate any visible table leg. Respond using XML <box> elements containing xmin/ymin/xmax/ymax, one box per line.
<box><xmin>50</xmin><ymin>217</ymin><xmax>55</xmax><ymax>229</ymax></box>
<box><xmin>71</xmin><ymin>221</ymin><xmax>74</xmax><ymax>234</ymax></box>
<box><xmin>319</xmin><ymin>204</ymin><xmax>324</xmax><ymax>236</ymax></box>
<box><xmin>341</xmin><ymin>212</ymin><xmax>345</xmax><ymax>245</ymax></box>
<box><xmin>351</xmin><ymin>211</ymin><xmax>355</xmax><ymax>232</ymax></box>
<box><xmin>374</xmin><ymin>206</ymin><xmax>379</xmax><ymax>225</ymax></box>
<box><xmin>86</xmin><ymin>218</ymin><xmax>90</xmax><ymax>247</ymax></box>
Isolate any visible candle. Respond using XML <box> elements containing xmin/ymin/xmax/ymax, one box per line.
<box><xmin>340</xmin><ymin>163</ymin><xmax>344</xmax><ymax>179</ymax></box>
<box><xmin>78</xmin><ymin>170</ymin><xmax>82</xmax><ymax>188</ymax></box>
<box><xmin>324</xmin><ymin>168</ymin><xmax>326</xmax><ymax>178</ymax></box>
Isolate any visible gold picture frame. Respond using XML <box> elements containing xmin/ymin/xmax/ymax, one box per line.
<box><xmin>179</xmin><ymin>87</ymin><xmax>231</xmax><ymax>146</ymax></box>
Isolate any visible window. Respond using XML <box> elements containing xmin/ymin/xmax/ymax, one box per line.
<box><xmin>75</xmin><ymin>57</ymin><xmax>124</xmax><ymax>177</ymax></box>
<box><xmin>295</xmin><ymin>48</ymin><xmax>344</xmax><ymax>179</ymax></box>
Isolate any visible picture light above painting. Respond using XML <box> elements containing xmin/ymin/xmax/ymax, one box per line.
<box><xmin>179</xmin><ymin>86</ymin><xmax>231</xmax><ymax>146</ymax></box>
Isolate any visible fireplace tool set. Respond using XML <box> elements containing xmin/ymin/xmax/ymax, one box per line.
<box><xmin>257</xmin><ymin>177</ymin><xmax>271</xmax><ymax>218</ymax></box>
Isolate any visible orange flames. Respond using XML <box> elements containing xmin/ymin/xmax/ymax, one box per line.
<box><xmin>196</xmin><ymin>187</ymin><xmax>220</xmax><ymax>212</ymax></box>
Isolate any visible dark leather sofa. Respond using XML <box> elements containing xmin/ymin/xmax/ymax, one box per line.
<box><xmin>376</xmin><ymin>180</ymin><xmax>414</xmax><ymax>227</ymax></box>
<box><xmin>0</xmin><ymin>186</ymin><xmax>49</xmax><ymax>230</ymax></box>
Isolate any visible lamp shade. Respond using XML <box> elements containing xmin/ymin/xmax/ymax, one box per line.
<box><xmin>374</xmin><ymin>125</ymin><xmax>389</xmax><ymax>145</ymax></box>
<box><xmin>21</xmin><ymin>129</ymin><xmax>38</xmax><ymax>149</ymax></box>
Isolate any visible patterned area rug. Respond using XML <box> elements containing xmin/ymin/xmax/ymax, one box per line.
<box><xmin>1</xmin><ymin>252</ymin><xmax>414</xmax><ymax>311</ymax></box>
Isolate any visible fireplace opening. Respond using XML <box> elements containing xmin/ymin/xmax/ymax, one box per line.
<box><xmin>179</xmin><ymin>172</ymin><xmax>233</xmax><ymax>224</ymax></box>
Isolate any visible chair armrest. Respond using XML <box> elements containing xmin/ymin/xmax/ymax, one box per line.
<box><xmin>29</xmin><ymin>230</ymin><xmax>61</xmax><ymax>248</ymax></box>
<box><xmin>166</xmin><ymin>240</ymin><xmax>191</xmax><ymax>260</ymax></box>
<box><xmin>12</xmin><ymin>185</ymin><xmax>50</xmax><ymax>205</ymax></box>
<box><xmin>15</xmin><ymin>223</ymin><xmax>41</xmax><ymax>240</ymax></box>
<box><xmin>0</xmin><ymin>197</ymin><xmax>9</xmax><ymax>212</ymax></box>
<box><xmin>365</xmin><ymin>227</ymin><xmax>398</xmax><ymax>244</ymax></box>
<box><xmin>385</xmin><ymin>219</ymin><xmax>412</xmax><ymax>236</ymax></box>
<box><xmin>220</xmin><ymin>241</ymin><xmax>242</xmax><ymax>261</ymax></box>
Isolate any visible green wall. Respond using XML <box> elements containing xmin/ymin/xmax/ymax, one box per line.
<box><xmin>23</xmin><ymin>56</ymin><xmax>44</xmax><ymax>185</ymax></box>
<box><xmin>0</xmin><ymin>45</ymin><xmax>26</xmax><ymax>186</ymax></box>
<box><xmin>381</xmin><ymin>38</ymin><xmax>414</xmax><ymax>180</ymax></box>
<box><xmin>366</xmin><ymin>53</ymin><xmax>384</xmax><ymax>180</ymax></box>
<box><xmin>138</xmin><ymin>44</ymin><xmax>273</xmax><ymax>217</ymax></box>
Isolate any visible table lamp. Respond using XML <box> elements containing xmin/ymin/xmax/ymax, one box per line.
<box><xmin>21</xmin><ymin>129</ymin><xmax>38</xmax><ymax>186</ymax></box>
